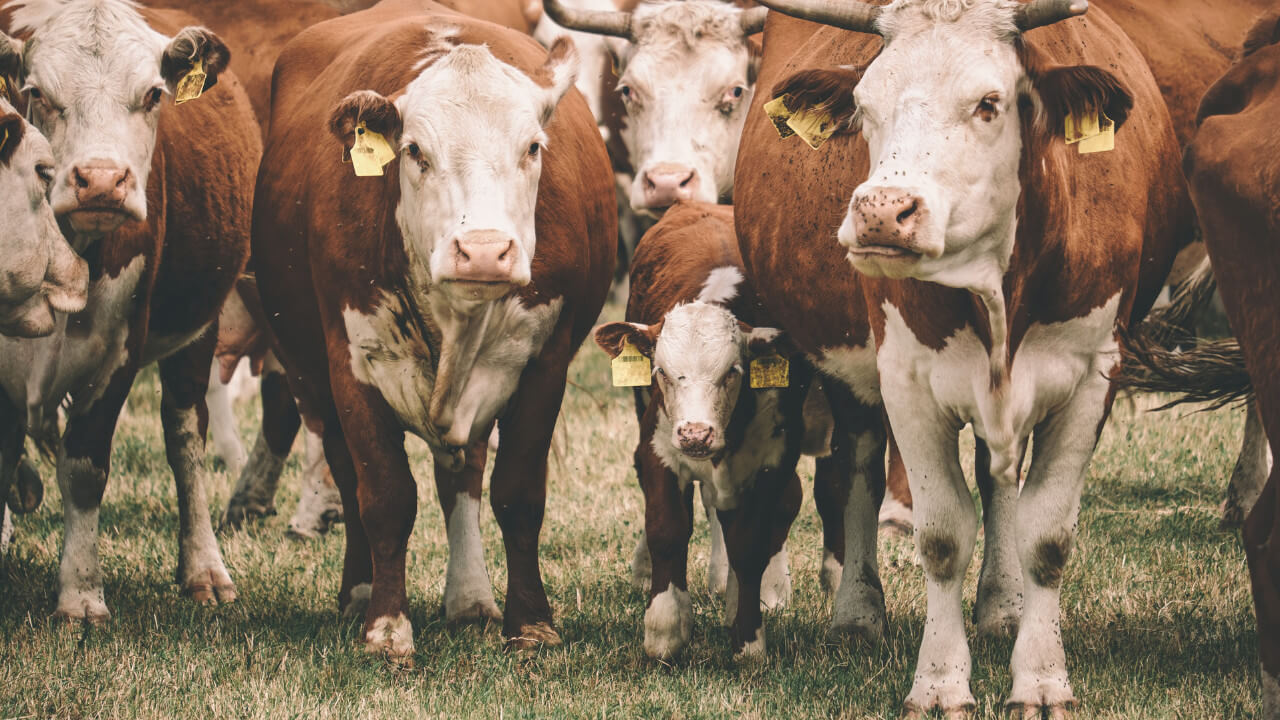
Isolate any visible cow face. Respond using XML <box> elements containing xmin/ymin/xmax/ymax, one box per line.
<box><xmin>770</xmin><ymin>0</ymin><xmax>1130</xmax><ymax>290</ymax></box>
<box><xmin>595</xmin><ymin>302</ymin><xmax>790</xmax><ymax>459</ymax></box>
<box><xmin>613</xmin><ymin>2</ymin><xmax>760</xmax><ymax>215</ymax></box>
<box><xmin>3</xmin><ymin>0</ymin><xmax>229</xmax><ymax>235</ymax></box>
<box><xmin>0</xmin><ymin>102</ymin><xmax>88</xmax><ymax>337</ymax></box>
<box><xmin>330</xmin><ymin>38</ymin><xmax>578</xmax><ymax>311</ymax></box>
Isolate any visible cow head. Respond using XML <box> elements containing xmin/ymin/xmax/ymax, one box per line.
<box><xmin>761</xmin><ymin>0</ymin><xmax>1131</xmax><ymax>291</ymax></box>
<box><xmin>330</xmin><ymin>37</ymin><xmax>578</xmax><ymax>312</ymax></box>
<box><xmin>542</xmin><ymin>0</ymin><xmax>766</xmax><ymax>215</ymax></box>
<box><xmin>0</xmin><ymin>100</ymin><xmax>88</xmax><ymax>337</ymax></box>
<box><xmin>595</xmin><ymin>302</ymin><xmax>793</xmax><ymax>459</ymax></box>
<box><xmin>2</xmin><ymin>0</ymin><xmax>230</xmax><ymax>235</ymax></box>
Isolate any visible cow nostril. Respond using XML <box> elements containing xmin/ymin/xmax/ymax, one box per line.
<box><xmin>73</xmin><ymin>169</ymin><xmax>89</xmax><ymax>189</ymax></box>
<box><xmin>115</xmin><ymin>170</ymin><xmax>130</xmax><ymax>189</ymax></box>
<box><xmin>678</xmin><ymin>172</ymin><xmax>695</xmax><ymax>188</ymax></box>
<box><xmin>454</xmin><ymin>240</ymin><xmax>471</xmax><ymax>262</ymax></box>
<box><xmin>896</xmin><ymin>199</ymin><xmax>919</xmax><ymax>225</ymax></box>
<box><xmin>498</xmin><ymin>241</ymin><xmax>512</xmax><ymax>262</ymax></box>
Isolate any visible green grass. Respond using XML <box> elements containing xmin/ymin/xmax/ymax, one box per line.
<box><xmin>0</xmin><ymin>313</ymin><xmax>1260</xmax><ymax>719</ymax></box>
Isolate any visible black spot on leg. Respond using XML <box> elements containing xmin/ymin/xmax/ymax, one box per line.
<box><xmin>1030</xmin><ymin>529</ymin><xmax>1073</xmax><ymax>589</ymax></box>
<box><xmin>918</xmin><ymin>531</ymin><xmax>958</xmax><ymax>583</ymax></box>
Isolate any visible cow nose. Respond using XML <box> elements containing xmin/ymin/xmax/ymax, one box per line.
<box><xmin>71</xmin><ymin>163</ymin><xmax>132</xmax><ymax>207</ymax></box>
<box><xmin>450</xmin><ymin>230</ymin><xmax>518</xmax><ymax>283</ymax></box>
<box><xmin>641</xmin><ymin>163</ymin><xmax>700</xmax><ymax>209</ymax></box>
<box><xmin>851</xmin><ymin>188</ymin><xmax>926</xmax><ymax>249</ymax></box>
<box><xmin>676</xmin><ymin>422</ymin><xmax>715</xmax><ymax>455</ymax></box>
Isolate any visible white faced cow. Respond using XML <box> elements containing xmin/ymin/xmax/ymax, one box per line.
<box><xmin>0</xmin><ymin>0</ymin><xmax>257</xmax><ymax>622</ymax></box>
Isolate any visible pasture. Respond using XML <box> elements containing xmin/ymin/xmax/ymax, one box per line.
<box><xmin>0</xmin><ymin>304</ymin><xmax>1258</xmax><ymax>719</ymax></box>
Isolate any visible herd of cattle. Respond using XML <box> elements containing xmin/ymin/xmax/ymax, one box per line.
<box><xmin>0</xmin><ymin>0</ymin><xmax>1276</xmax><ymax>715</ymax></box>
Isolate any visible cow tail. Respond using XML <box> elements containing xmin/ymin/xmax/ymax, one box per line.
<box><xmin>1113</xmin><ymin>326</ymin><xmax>1252</xmax><ymax>412</ymax></box>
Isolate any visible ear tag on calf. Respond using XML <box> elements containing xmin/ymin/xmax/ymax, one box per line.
<box><xmin>350</xmin><ymin>122</ymin><xmax>396</xmax><ymax>177</ymax></box>
<box><xmin>174</xmin><ymin>57</ymin><xmax>206</xmax><ymax>105</ymax></box>
<box><xmin>765</xmin><ymin>95</ymin><xmax>798</xmax><ymax>139</ymax></box>
<box><xmin>764</xmin><ymin>94</ymin><xmax>836</xmax><ymax>150</ymax></box>
<box><xmin>749</xmin><ymin>354</ymin><xmax>789</xmax><ymax>389</ymax></box>
<box><xmin>611</xmin><ymin>339</ymin><xmax>652</xmax><ymax>387</ymax></box>
<box><xmin>1077</xmin><ymin>112</ymin><xmax>1114</xmax><ymax>154</ymax></box>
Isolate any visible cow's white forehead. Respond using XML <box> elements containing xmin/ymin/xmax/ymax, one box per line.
<box><xmin>400</xmin><ymin>44</ymin><xmax>548</xmax><ymax>153</ymax></box>
<box><xmin>629</xmin><ymin>1</ymin><xmax>751</xmax><ymax>50</ymax></box>
<box><xmin>655</xmin><ymin>301</ymin><xmax>743</xmax><ymax>378</ymax></box>
<box><xmin>10</xmin><ymin>0</ymin><xmax>166</xmax><ymax>92</ymax></box>
<box><xmin>876</xmin><ymin>0</ymin><xmax>1020</xmax><ymax>41</ymax></box>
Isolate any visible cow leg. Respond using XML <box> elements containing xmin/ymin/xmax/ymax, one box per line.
<box><xmin>224</xmin><ymin>356</ymin><xmax>299</xmax><ymax>529</ymax></box>
<box><xmin>53</xmin><ymin>364</ymin><xmax>138</xmax><ymax>623</ymax></box>
<box><xmin>318</xmin><ymin>418</ymin><xmax>374</xmax><ymax>618</ymax></box>
<box><xmin>973</xmin><ymin>437</ymin><xmax>1025</xmax><ymax>637</ymax></box>
<box><xmin>1224</xmin><ymin>398</ymin><xmax>1271</xmax><ymax>529</ymax></box>
<box><xmin>638</xmin><ymin>443</ymin><xmax>693</xmax><ymax>659</ymax></box>
<box><xmin>701</xmin><ymin>481</ymin><xmax>729</xmax><ymax>595</ymax></box>
<box><xmin>158</xmin><ymin>335</ymin><xmax>237</xmax><ymax>604</ymax></box>
<box><xmin>286</xmin><ymin>425</ymin><xmax>344</xmax><ymax>539</ymax></box>
<box><xmin>825</xmin><ymin>389</ymin><xmax>888</xmax><ymax>643</ymax></box>
<box><xmin>1005</xmin><ymin>376</ymin><xmax>1111</xmax><ymax>716</ymax></box>
<box><xmin>721</xmin><ymin>468</ymin><xmax>801</xmax><ymax>659</ymax></box>
<box><xmin>434</xmin><ymin>434</ymin><xmax>501</xmax><ymax>623</ymax></box>
<box><xmin>880</xmin><ymin>430</ymin><xmax>914</xmax><ymax>537</ymax></box>
<box><xmin>205</xmin><ymin>355</ymin><xmax>248</xmax><ymax>480</ymax></box>
<box><xmin>813</xmin><ymin>453</ymin><xmax>847</xmax><ymax>600</ymax></box>
<box><xmin>1244</xmin><ymin>469</ymin><xmax>1279</xmax><ymax>720</ymax></box>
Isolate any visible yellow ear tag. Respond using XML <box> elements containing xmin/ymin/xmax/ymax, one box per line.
<box><xmin>611</xmin><ymin>339</ymin><xmax>652</xmax><ymax>387</ymax></box>
<box><xmin>1065</xmin><ymin>110</ymin><xmax>1102</xmax><ymax>145</ymax></box>
<box><xmin>764</xmin><ymin>94</ymin><xmax>837</xmax><ymax>150</ymax></box>
<box><xmin>1077</xmin><ymin>111</ymin><xmax>1114</xmax><ymax>154</ymax></box>
<box><xmin>0</xmin><ymin>76</ymin><xmax>7</xmax><ymax>96</ymax></box>
<box><xmin>174</xmin><ymin>57</ymin><xmax>206</xmax><ymax>105</ymax></box>
<box><xmin>350</xmin><ymin>123</ymin><xmax>396</xmax><ymax>177</ymax></box>
<box><xmin>765</xmin><ymin>95</ymin><xmax>797</xmax><ymax>139</ymax></box>
<box><xmin>749</xmin><ymin>354</ymin><xmax>789</xmax><ymax>389</ymax></box>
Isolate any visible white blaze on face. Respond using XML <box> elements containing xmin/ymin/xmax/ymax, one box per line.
<box><xmin>0</xmin><ymin>102</ymin><xmax>87</xmax><ymax>337</ymax></box>
<box><xmin>8</xmin><ymin>0</ymin><xmax>182</xmax><ymax>232</ymax></box>
<box><xmin>615</xmin><ymin>1</ymin><xmax>757</xmax><ymax>213</ymax></box>
<box><xmin>652</xmin><ymin>301</ymin><xmax>745</xmax><ymax>457</ymax></box>
<box><xmin>836</xmin><ymin>0</ymin><xmax>1028</xmax><ymax>289</ymax></box>
<box><xmin>394</xmin><ymin>41</ymin><xmax>577</xmax><ymax>309</ymax></box>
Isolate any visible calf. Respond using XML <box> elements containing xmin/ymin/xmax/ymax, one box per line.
<box><xmin>0</xmin><ymin>0</ymin><xmax>257</xmax><ymax>620</ymax></box>
<box><xmin>595</xmin><ymin>202</ymin><xmax>809</xmax><ymax>658</ymax></box>
<box><xmin>253</xmin><ymin>0</ymin><xmax>614</xmax><ymax>657</ymax></box>
<box><xmin>741</xmin><ymin>0</ymin><xmax>1186</xmax><ymax>713</ymax></box>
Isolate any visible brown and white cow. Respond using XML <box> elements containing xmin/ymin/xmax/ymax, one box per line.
<box><xmin>253</xmin><ymin>0</ymin><xmax>614</xmax><ymax>656</ymax></box>
<box><xmin>0</xmin><ymin>0</ymin><xmax>257</xmax><ymax>620</ymax></box>
<box><xmin>736</xmin><ymin>0</ymin><xmax>1185</xmax><ymax>713</ymax></box>
<box><xmin>594</xmin><ymin>202</ymin><xmax>814</xmax><ymax>658</ymax></box>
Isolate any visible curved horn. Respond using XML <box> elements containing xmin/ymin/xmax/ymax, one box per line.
<box><xmin>1014</xmin><ymin>0</ymin><xmax>1088</xmax><ymax>32</ymax></box>
<box><xmin>739</xmin><ymin>7</ymin><xmax>769</xmax><ymax>35</ymax></box>
<box><xmin>749</xmin><ymin>0</ymin><xmax>880</xmax><ymax>34</ymax></box>
<box><xmin>541</xmin><ymin>0</ymin><xmax>634</xmax><ymax>38</ymax></box>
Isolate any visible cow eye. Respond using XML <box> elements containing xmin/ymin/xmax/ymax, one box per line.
<box><xmin>527</xmin><ymin>142</ymin><xmax>540</xmax><ymax>157</ymax></box>
<box><xmin>35</xmin><ymin>163</ymin><xmax>55</xmax><ymax>187</ymax></box>
<box><xmin>619</xmin><ymin>85</ymin><xmax>632</xmax><ymax>101</ymax></box>
<box><xmin>143</xmin><ymin>87</ymin><xmax>164</xmax><ymax>112</ymax></box>
<box><xmin>721</xmin><ymin>366</ymin><xmax>740</xmax><ymax>384</ymax></box>
<box><xmin>26</xmin><ymin>86</ymin><xmax>42</xmax><ymax>100</ymax></box>
<box><xmin>975</xmin><ymin>93</ymin><xmax>1000</xmax><ymax>121</ymax></box>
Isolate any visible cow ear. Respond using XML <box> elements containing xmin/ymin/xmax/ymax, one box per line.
<box><xmin>161</xmin><ymin>27</ymin><xmax>231</xmax><ymax>95</ymax></box>
<box><xmin>329</xmin><ymin>90</ymin><xmax>403</xmax><ymax>153</ymax></box>
<box><xmin>541</xmin><ymin>36</ymin><xmax>580</xmax><ymax>112</ymax></box>
<box><xmin>1242</xmin><ymin>12</ymin><xmax>1280</xmax><ymax>57</ymax></box>
<box><xmin>1027</xmin><ymin>64</ymin><xmax>1133</xmax><ymax>136</ymax></box>
<box><xmin>593</xmin><ymin>321</ymin><xmax>658</xmax><ymax>359</ymax></box>
<box><xmin>0</xmin><ymin>113</ymin><xmax>24</xmax><ymax>166</ymax></box>
<box><xmin>0</xmin><ymin>33</ymin><xmax>24</xmax><ymax>93</ymax></box>
<box><xmin>740</xmin><ymin>324</ymin><xmax>798</xmax><ymax>359</ymax></box>
<box><xmin>769</xmin><ymin>66</ymin><xmax>864</xmax><ymax>135</ymax></box>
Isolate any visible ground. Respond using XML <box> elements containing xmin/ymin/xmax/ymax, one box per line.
<box><xmin>0</xmin><ymin>307</ymin><xmax>1258</xmax><ymax>718</ymax></box>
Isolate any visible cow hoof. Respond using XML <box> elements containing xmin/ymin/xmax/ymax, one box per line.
<box><xmin>631</xmin><ymin>536</ymin><xmax>652</xmax><ymax>592</ymax></box>
<box><xmin>364</xmin><ymin>613</ymin><xmax>415</xmax><ymax>662</ymax></box>
<box><xmin>220</xmin><ymin>500</ymin><xmax>276</xmax><ymax>532</ymax></box>
<box><xmin>446</xmin><ymin>600</ymin><xmax>502</xmax><ymax>625</ymax></box>
<box><xmin>342</xmin><ymin>583</ymin><xmax>373</xmax><ymax>619</ymax></box>
<box><xmin>183</xmin><ymin>569</ymin><xmax>238</xmax><ymax>605</ymax></box>
<box><xmin>819</xmin><ymin>551</ymin><xmax>842</xmax><ymax>600</ymax></box>
<box><xmin>901</xmin><ymin>701</ymin><xmax>974</xmax><ymax>719</ymax></box>
<box><xmin>52</xmin><ymin>593</ymin><xmax>110</xmax><ymax>626</ymax></box>
<box><xmin>1218</xmin><ymin>499</ymin><xmax>1244</xmax><ymax>530</ymax></box>
<box><xmin>732</xmin><ymin>629</ymin><xmax>766</xmax><ymax>661</ymax></box>
<box><xmin>879</xmin><ymin>518</ymin><xmax>913</xmax><ymax>539</ymax></box>
<box><xmin>7</xmin><ymin>459</ymin><xmax>44</xmax><ymax>514</ymax></box>
<box><xmin>506</xmin><ymin>622</ymin><xmax>561</xmax><ymax>651</ymax></box>
<box><xmin>1006</xmin><ymin>702</ymin><xmax>1074</xmax><ymax>720</ymax></box>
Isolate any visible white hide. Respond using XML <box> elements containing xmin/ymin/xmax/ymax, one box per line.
<box><xmin>393</xmin><ymin>42</ymin><xmax>576</xmax><ymax>308</ymax></box>
<box><xmin>365</xmin><ymin>612</ymin><xmax>414</xmax><ymax>657</ymax></box>
<box><xmin>442</xmin><ymin>491</ymin><xmax>500</xmax><ymax>621</ymax></box>
<box><xmin>643</xmin><ymin>582</ymin><xmax>692</xmax><ymax>660</ymax></box>
<box><xmin>613</xmin><ymin>1</ymin><xmax>758</xmax><ymax>212</ymax></box>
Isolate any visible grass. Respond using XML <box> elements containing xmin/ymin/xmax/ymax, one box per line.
<box><xmin>0</xmin><ymin>304</ymin><xmax>1260</xmax><ymax>719</ymax></box>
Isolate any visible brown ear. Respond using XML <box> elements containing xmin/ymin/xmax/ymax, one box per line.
<box><xmin>161</xmin><ymin>27</ymin><xmax>231</xmax><ymax>95</ymax></box>
<box><xmin>1242</xmin><ymin>11</ymin><xmax>1280</xmax><ymax>58</ymax></box>
<box><xmin>593</xmin><ymin>321</ymin><xmax>658</xmax><ymax>359</ymax></box>
<box><xmin>0</xmin><ymin>113</ymin><xmax>24</xmax><ymax>166</ymax></box>
<box><xmin>770</xmin><ymin>66</ymin><xmax>865</xmax><ymax>135</ymax></box>
<box><xmin>1028</xmin><ymin>63</ymin><xmax>1133</xmax><ymax>135</ymax></box>
<box><xmin>329</xmin><ymin>90</ymin><xmax>403</xmax><ymax>154</ymax></box>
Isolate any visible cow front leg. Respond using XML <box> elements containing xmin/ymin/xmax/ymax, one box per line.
<box><xmin>974</xmin><ymin>437</ymin><xmax>1025</xmax><ymax>637</ymax></box>
<box><xmin>434</xmin><ymin>434</ymin><xmax>501</xmax><ymax>623</ymax></box>
<box><xmin>286</xmin><ymin>424</ymin><xmax>343</xmax><ymax>539</ymax></box>
<box><xmin>637</xmin><ymin>445</ymin><xmax>694</xmax><ymax>660</ymax></box>
<box><xmin>159</xmin><ymin>335</ymin><xmax>237</xmax><ymax>604</ymax></box>
<box><xmin>1223</xmin><ymin>398</ymin><xmax>1271</xmax><ymax>529</ymax></box>
<box><xmin>813</xmin><ymin>453</ymin><xmax>847</xmax><ymax>601</ymax></box>
<box><xmin>701</xmin><ymin>481</ymin><xmax>729</xmax><ymax>595</ymax></box>
<box><xmin>880</xmin><ymin>430</ymin><xmax>913</xmax><ymax>537</ymax></box>
<box><xmin>1243</xmin><ymin>472</ymin><xmax>1279</xmax><ymax>720</ymax></box>
<box><xmin>205</xmin><ymin>355</ymin><xmax>248</xmax><ymax>480</ymax></box>
<box><xmin>224</xmin><ymin>358</ymin><xmax>298</xmax><ymax>529</ymax></box>
<box><xmin>318</xmin><ymin>418</ymin><xmax>373</xmax><ymax>618</ymax></box>
<box><xmin>53</xmin><ymin>363</ymin><xmax>138</xmax><ymax>623</ymax></box>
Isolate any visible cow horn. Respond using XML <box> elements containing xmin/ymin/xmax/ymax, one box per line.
<box><xmin>748</xmin><ymin>0</ymin><xmax>880</xmax><ymax>34</ymax></box>
<box><xmin>739</xmin><ymin>7</ymin><xmax>769</xmax><ymax>35</ymax></box>
<box><xmin>1013</xmin><ymin>0</ymin><xmax>1088</xmax><ymax>32</ymax></box>
<box><xmin>541</xmin><ymin>0</ymin><xmax>634</xmax><ymax>39</ymax></box>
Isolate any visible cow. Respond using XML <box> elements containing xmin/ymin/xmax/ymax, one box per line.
<box><xmin>252</xmin><ymin>0</ymin><xmax>614</xmax><ymax>656</ymax></box>
<box><xmin>1116</xmin><ymin>13</ymin><xmax>1280</xmax><ymax>718</ymax></box>
<box><xmin>593</xmin><ymin>201</ymin><xmax>820</xmax><ymax>657</ymax></box>
<box><xmin>0</xmin><ymin>0</ymin><xmax>257</xmax><ymax>621</ymax></box>
<box><xmin>735</xmin><ymin>0</ymin><xmax>1186</xmax><ymax>713</ymax></box>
